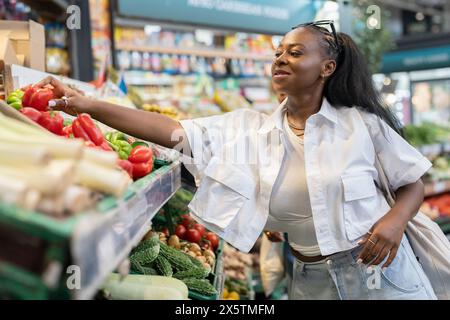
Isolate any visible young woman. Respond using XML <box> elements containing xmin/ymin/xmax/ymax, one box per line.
<box><xmin>41</xmin><ymin>21</ymin><xmax>436</xmax><ymax>300</ymax></box>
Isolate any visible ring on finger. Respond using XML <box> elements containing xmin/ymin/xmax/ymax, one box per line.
<box><xmin>368</xmin><ymin>238</ymin><xmax>377</xmax><ymax>245</ymax></box>
<box><xmin>61</xmin><ymin>96</ymin><xmax>68</xmax><ymax>107</ymax></box>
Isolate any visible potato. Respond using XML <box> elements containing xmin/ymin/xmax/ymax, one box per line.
<box><xmin>196</xmin><ymin>256</ymin><xmax>206</xmax><ymax>263</ymax></box>
<box><xmin>168</xmin><ymin>235</ymin><xmax>181</xmax><ymax>249</ymax></box>
<box><xmin>189</xmin><ymin>243</ymin><xmax>201</xmax><ymax>252</ymax></box>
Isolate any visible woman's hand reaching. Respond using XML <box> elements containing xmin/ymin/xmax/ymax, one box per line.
<box><xmin>36</xmin><ymin>76</ymin><xmax>93</xmax><ymax>116</ymax></box>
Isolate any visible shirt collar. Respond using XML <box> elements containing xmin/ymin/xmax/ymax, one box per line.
<box><xmin>258</xmin><ymin>97</ymin><xmax>337</xmax><ymax>135</ymax></box>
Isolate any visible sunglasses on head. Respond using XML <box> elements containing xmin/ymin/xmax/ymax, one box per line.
<box><xmin>292</xmin><ymin>20</ymin><xmax>340</xmax><ymax>52</ymax></box>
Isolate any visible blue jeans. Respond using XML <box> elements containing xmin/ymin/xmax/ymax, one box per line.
<box><xmin>289</xmin><ymin>235</ymin><xmax>437</xmax><ymax>300</ymax></box>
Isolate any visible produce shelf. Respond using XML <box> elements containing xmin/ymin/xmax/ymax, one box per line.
<box><xmin>73</xmin><ymin>159</ymin><xmax>182</xmax><ymax>300</ymax></box>
<box><xmin>0</xmin><ymin>154</ymin><xmax>182</xmax><ymax>300</ymax></box>
<box><xmin>116</xmin><ymin>44</ymin><xmax>274</xmax><ymax>62</ymax></box>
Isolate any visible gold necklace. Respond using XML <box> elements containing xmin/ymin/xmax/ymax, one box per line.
<box><xmin>286</xmin><ymin>111</ymin><xmax>305</xmax><ymax>130</ymax></box>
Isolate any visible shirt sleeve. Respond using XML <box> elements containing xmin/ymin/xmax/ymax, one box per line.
<box><xmin>178</xmin><ymin>110</ymin><xmax>243</xmax><ymax>184</ymax></box>
<box><xmin>362</xmin><ymin>112</ymin><xmax>432</xmax><ymax>191</ymax></box>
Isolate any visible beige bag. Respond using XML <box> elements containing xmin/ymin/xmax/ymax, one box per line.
<box><xmin>259</xmin><ymin>233</ymin><xmax>285</xmax><ymax>297</ymax></box>
<box><xmin>361</xmin><ymin>113</ymin><xmax>450</xmax><ymax>300</ymax></box>
<box><xmin>373</xmin><ymin>153</ymin><xmax>450</xmax><ymax>300</ymax></box>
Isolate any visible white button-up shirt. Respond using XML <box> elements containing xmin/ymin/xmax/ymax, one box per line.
<box><xmin>179</xmin><ymin>98</ymin><xmax>432</xmax><ymax>253</ymax></box>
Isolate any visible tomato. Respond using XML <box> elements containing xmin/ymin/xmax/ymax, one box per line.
<box><xmin>205</xmin><ymin>232</ymin><xmax>219</xmax><ymax>250</ymax></box>
<box><xmin>128</xmin><ymin>146</ymin><xmax>153</xmax><ymax>163</ymax></box>
<box><xmin>20</xmin><ymin>107</ymin><xmax>41</xmax><ymax>123</ymax></box>
<box><xmin>132</xmin><ymin>160</ymin><xmax>153</xmax><ymax>179</ymax></box>
<box><xmin>162</xmin><ymin>228</ymin><xmax>170</xmax><ymax>237</ymax></box>
<box><xmin>175</xmin><ymin>224</ymin><xmax>187</xmax><ymax>240</ymax></box>
<box><xmin>192</xmin><ymin>223</ymin><xmax>206</xmax><ymax>237</ymax></box>
<box><xmin>181</xmin><ymin>217</ymin><xmax>193</xmax><ymax>229</ymax></box>
<box><xmin>117</xmin><ymin>159</ymin><xmax>133</xmax><ymax>178</ymax></box>
<box><xmin>186</xmin><ymin>229</ymin><xmax>202</xmax><ymax>244</ymax></box>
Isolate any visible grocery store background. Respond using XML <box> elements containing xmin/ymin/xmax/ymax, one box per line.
<box><xmin>0</xmin><ymin>0</ymin><xmax>449</xmax><ymax>300</ymax></box>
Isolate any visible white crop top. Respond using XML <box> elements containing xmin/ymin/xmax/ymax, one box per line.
<box><xmin>266</xmin><ymin>112</ymin><xmax>321</xmax><ymax>257</ymax></box>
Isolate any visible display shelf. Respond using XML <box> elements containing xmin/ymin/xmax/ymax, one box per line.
<box><xmin>424</xmin><ymin>180</ymin><xmax>450</xmax><ymax>197</ymax></box>
<box><xmin>116</xmin><ymin>44</ymin><xmax>274</xmax><ymax>62</ymax></box>
<box><xmin>72</xmin><ymin>159</ymin><xmax>182</xmax><ymax>300</ymax></box>
<box><xmin>0</xmin><ymin>156</ymin><xmax>182</xmax><ymax>300</ymax></box>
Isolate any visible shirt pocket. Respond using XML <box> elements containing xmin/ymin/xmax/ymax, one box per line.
<box><xmin>341</xmin><ymin>172</ymin><xmax>378</xmax><ymax>241</ymax></box>
<box><xmin>188</xmin><ymin>157</ymin><xmax>254</xmax><ymax>230</ymax></box>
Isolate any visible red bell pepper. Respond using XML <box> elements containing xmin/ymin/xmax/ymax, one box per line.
<box><xmin>117</xmin><ymin>159</ymin><xmax>133</xmax><ymax>178</ymax></box>
<box><xmin>128</xmin><ymin>145</ymin><xmax>154</xmax><ymax>179</ymax></box>
<box><xmin>20</xmin><ymin>107</ymin><xmax>42</xmax><ymax>123</ymax></box>
<box><xmin>128</xmin><ymin>146</ymin><xmax>153</xmax><ymax>163</ymax></box>
<box><xmin>77</xmin><ymin>113</ymin><xmax>105</xmax><ymax>146</ymax></box>
<box><xmin>23</xmin><ymin>85</ymin><xmax>54</xmax><ymax>111</ymax></box>
<box><xmin>38</xmin><ymin>111</ymin><xmax>64</xmax><ymax>135</ymax></box>
<box><xmin>62</xmin><ymin>124</ymin><xmax>73</xmax><ymax>138</ymax></box>
<box><xmin>22</xmin><ymin>86</ymin><xmax>38</xmax><ymax>107</ymax></box>
<box><xmin>72</xmin><ymin>118</ymin><xmax>92</xmax><ymax>142</ymax></box>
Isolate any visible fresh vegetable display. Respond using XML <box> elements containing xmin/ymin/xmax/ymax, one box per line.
<box><xmin>129</xmin><ymin>233</ymin><xmax>218</xmax><ymax>297</ymax></box>
<box><xmin>0</xmin><ymin>111</ymin><xmax>131</xmax><ymax>215</ymax></box>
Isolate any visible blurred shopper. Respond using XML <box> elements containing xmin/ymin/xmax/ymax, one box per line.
<box><xmin>41</xmin><ymin>20</ymin><xmax>436</xmax><ymax>300</ymax></box>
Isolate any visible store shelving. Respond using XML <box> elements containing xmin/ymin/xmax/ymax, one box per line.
<box><xmin>116</xmin><ymin>44</ymin><xmax>274</xmax><ymax>62</ymax></box>
<box><xmin>0</xmin><ymin>154</ymin><xmax>182</xmax><ymax>300</ymax></box>
<box><xmin>73</xmin><ymin>159</ymin><xmax>182</xmax><ymax>300</ymax></box>
<box><xmin>425</xmin><ymin>180</ymin><xmax>450</xmax><ymax>197</ymax></box>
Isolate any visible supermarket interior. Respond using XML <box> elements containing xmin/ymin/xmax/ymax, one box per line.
<box><xmin>0</xmin><ymin>0</ymin><xmax>449</xmax><ymax>301</ymax></box>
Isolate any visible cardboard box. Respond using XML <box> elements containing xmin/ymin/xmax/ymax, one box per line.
<box><xmin>0</xmin><ymin>20</ymin><xmax>45</xmax><ymax>72</ymax></box>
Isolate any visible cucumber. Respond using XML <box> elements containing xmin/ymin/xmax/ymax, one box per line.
<box><xmin>104</xmin><ymin>273</ymin><xmax>188</xmax><ymax>299</ymax></box>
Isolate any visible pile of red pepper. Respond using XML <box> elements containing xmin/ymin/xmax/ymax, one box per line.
<box><xmin>67</xmin><ymin>113</ymin><xmax>112</xmax><ymax>151</ymax></box>
<box><xmin>16</xmin><ymin>84</ymin><xmax>68</xmax><ymax>135</ymax></box>
<box><xmin>11</xmin><ymin>83</ymin><xmax>154</xmax><ymax>180</ymax></box>
<box><xmin>117</xmin><ymin>145</ymin><xmax>154</xmax><ymax>180</ymax></box>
